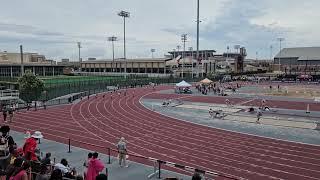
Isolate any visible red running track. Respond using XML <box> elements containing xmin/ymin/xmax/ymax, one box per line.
<box><xmin>8</xmin><ymin>86</ymin><xmax>320</xmax><ymax>180</ymax></box>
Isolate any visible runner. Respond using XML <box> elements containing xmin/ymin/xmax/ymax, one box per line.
<box><xmin>256</xmin><ymin>108</ymin><xmax>262</xmax><ymax>124</ymax></box>
<box><xmin>261</xmin><ymin>99</ymin><xmax>266</xmax><ymax>110</ymax></box>
<box><xmin>8</xmin><ymin>106</ymin><xmax>13</xmax><ymax>123</ymax></box>
<box><xmin>225</xmin><ymin>99</ymin><xmax>231</xmax><ymax>106</ymax></box>
<box><xmin>2</xmin><ymin>108</ymin><xmax>7</xmax><ymax>123</ymax></box>
<box><xmin>209</xmin><ymin>108</ymin><xmax>214</xmax><ymax>118</ymax></box>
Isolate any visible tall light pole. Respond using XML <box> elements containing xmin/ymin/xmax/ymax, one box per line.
<box><xmin>189</xmin><ymin>47</ymin><xmax>193</xmax><ymax>78</ymax></box>
<box><xmin>196</xmin><ymin>0</ymin><xmax>200</xmax><ymax>78</ymax></box>
<box><xmin>108</xmin><ymin>36</ymin><xmax>117</xmax><ymax>72</ymax></box>
<box><xmin>118</xmin><ymin>10</ymin><xmax>130</xmax><ymax>75</ymax></box>
<box><xmin>151</xmin><ymin>49</ymin><xmax>155</xmax><ymax>58</ymax></box>
<box><xmin>77</xmin><ymin>42</ymin><xmax>82</xmax><ymax>72</ymax></box>
<box><xmin>277</xmin><ymin>37</ymin><xmax>285</xmax><ymax>71</ymax></box>
<box><xmin>181</xmin><ymin>34</ymin><xmax>187</xmax><ymax>78</ymax></box>
<box><xmin>20</xmin><ymin>45</ymin><xmax>24</xmax><ymax>76</ymax></box>
<box><xmin>177</xmin><ymin>45</ymin><xmax>181</xmax><ymax>77</ymax></box>
<box><xmin>270</xmin><ymin>45</ymin><xmax>273</xmax><ymax>61</ymax></box>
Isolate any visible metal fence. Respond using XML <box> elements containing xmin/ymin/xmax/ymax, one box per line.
<box><xmin>39</xmin><ymin>77</ymin><xmax>204</xmax><ymax>101</ymax></box>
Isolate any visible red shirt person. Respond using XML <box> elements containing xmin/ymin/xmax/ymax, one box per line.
<box><xmin>86</xmin><ymin>152</ymin><xmax>104</xmax><ymax>180</ymax></box>
<box><xmin>23</xmin><ymin>131</ymin><xmax>43</xmax><ymax>161</ymax></box>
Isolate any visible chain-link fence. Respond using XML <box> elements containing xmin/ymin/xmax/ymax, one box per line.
<box><xmin>38</xmin><ymin>76</ymin><xmax>205</xmax><ymax>101</ymax></box>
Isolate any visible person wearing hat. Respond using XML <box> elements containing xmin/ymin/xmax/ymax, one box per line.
<box><xmin>23</xmin><ymin>131</ymin><xmax>43</xmax><ymax>161</ymax></box>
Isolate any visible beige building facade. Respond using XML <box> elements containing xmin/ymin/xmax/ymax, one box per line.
<box><xmin>80</xmin><ymin>58</ymin><xmax>169</xmax><ymax>74</ymax></box>
<box><xmin>0</xmin><ymin>51</ymin><xmax>64</xmax><ymax>77</ymax></box>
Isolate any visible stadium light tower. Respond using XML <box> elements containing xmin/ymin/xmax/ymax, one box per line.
<box><xmin>196</xmin><ymin>0</ymin><xmax>200</xmax><ymax>78</ymax></box>
<box><xmin>270</xmin><ymin>45</ymin><xmax>273</xmax><ymax>61</ymax></box>
<box><xmin>118</xmin><ymin>10</ymin><xmax>130</xmax><ymax>75</ymax></box>
<box><xmin>277</xmin><ymin>37</ymin><xmax>285</xmax><ymax>71</ymax></box>
<box><xmin>77</xmin><ymin>42</ymin><xmax>82</xmax><ymax>72</ymax></box>
<box><xmin>176</xmin><ymin>45</ymin><xmax>181</xmax><ymax>77</ymax></box>
<box><xmin>181</xmin><ymin>34</ymin><xmax>187</xmax><ymax>78</ymax></box>
<box><xmin>108</xmin><ymin>36</ymin><xmax>118</xmax><ymax>72</ymax></box>
<box><xmin>151</xmin><ymin>49</ymin><xmax>155</xmax><ymax>58</ymax></box>
<box><xmin>189</xmin><ymin>47</ymin><xmax>193</xmax><ymax>78</ymax></box>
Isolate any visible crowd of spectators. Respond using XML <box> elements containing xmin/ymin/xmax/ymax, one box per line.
<box><xmin>0</xmin><ymin>126</ymin><xmax>109</xmax><ymax>180</ymax></box>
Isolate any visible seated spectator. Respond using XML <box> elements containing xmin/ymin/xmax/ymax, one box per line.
<box><xmin>23</xmin><ymin>131</ymin><xmax>43</xmax><ymax>161</ymax></box>
<box><xmin>41</xmin><ymin>153</ymin><xmax>52</xmax><ymax>166</ymax></box>
<box><xmin>55</xmin><ymin>159</ymin><xmax>70</xmax><ymax>175</ymax></box>
<box><xmin>40</xmin><ymin>152</ymin><xmax>52</xmax><ymax>173</ymax></box>
<box><xmin>0</xmin><ymin>168</ymin><xmax>6</xmax><ymax>180</ymax></box>
<box><xmin>86</xmin><ymin>152</ymin><xmax>104</xmax><ymax>180</ymax></box>
<box><xmin>76</xmin><ymin>175</ymin><xmax>83</xmax><ymax>180</ymax></box>
<box><xmin>10</xmin><ymin>148</ymin><xmax>24</xmax><ymax>165</ymax></box>
<box><xmin>95</xmin><ymin>174</ymin><xmax>108</xmax><ymax>180</ymax></box>
<box><xmin>6</xmin><ymin>157</ymin><xmax>31</xmax><ymax>180</ymax></box>
<box><xmin>49</xmin><ymin>169</ymin><xmax>63</xmax><ymax>180</ymax></box>
<box><xmin>54</xmin><ymin>159</ymin><xmax>76</xmax><ymax>179</ymax></box>
<box><xmin>192</xmin><ymin>172</ymin><xmax>202</xmax><ymax>180</ymax></box>
<box><xmin>35</xmin><ymin>164</ymin><xmax>49</xmax><ymax>180</ymax></box>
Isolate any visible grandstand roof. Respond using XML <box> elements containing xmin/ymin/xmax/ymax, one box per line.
<box><xmin>82</xmin><ymin>58</ymin><xmax>171</xmax><ymax>63</ymax></box>
<box><xmin>274</xmin><ymin>47</ymin><xmax>320</xmax><ymax>61</ymax></box>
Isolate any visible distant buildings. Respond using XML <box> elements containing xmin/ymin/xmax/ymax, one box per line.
<box><xmin>274</xmin><ymin>47</ymin><xmax>320</xmax><ymax>74</ymax></box>
<box><xmin>0</xmin><ymin>51</ymin><xmax>64</xmax><ymax>77</ymax></box>
<box><xmin>79</xmin><ymin>48</ymin><xmax>248</xmax><ymax>77</ymax></box>
<box><xmin>80</xmin><ymin>58</ymin><xmax>169</xmax><ymax>76</ymax></box>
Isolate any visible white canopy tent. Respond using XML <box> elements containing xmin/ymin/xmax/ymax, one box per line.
<box><xmin>175</xmin><ymin>80</ymin><xmax>192</xmax><ymax>87</ymax></box>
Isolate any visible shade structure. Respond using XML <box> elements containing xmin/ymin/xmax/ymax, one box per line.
<box><xmin>199</xmin><ymin>78</ymin><xmax>213</xmax><ymax>84</ymax></box>
<box><xmin>175</xmin><ymin>80</ymin><xmax>192</xmax><ymax>87</ymax></box>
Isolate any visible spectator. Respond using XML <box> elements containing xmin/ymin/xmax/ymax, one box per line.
<box><xmin>35</xmin><ymin>164</ymin><xmax>49</xmax><ymax>180</ymax></box>
<box><xmin>6</xmin><ymin>158</ymin><xmax>31</xmax><ymax>180</ymax></box>
<box><xmin>49</xmin><ymin>169</ymin><xmax>63</xmax><ymax>180</ymax></box>
<box><xmin>2</xmin><ymin>109</ymin><xmax>7</xmax><ymax>123</ymax></box>
<box><xmin>83</xmin><ymin>153</ymin><xmax>93</xmax><ymax>180</ymax></box>
<box><xmin>41</xmin><ymin>153</ymin><xmax>52</xmax><ymax>166</ymax></box>
<box><xmin>0</xmin><ymin>168</ymin><xmax>6</xmax><ymax>180</ymax></box>
<box><xmin>8</xmin><ymin>106</ymin><xmax>13</xmax><ymax>123</ymax></box>
<box><xmin>0</xmin><ymin>125</ymin><xmax>16</xmax><ymax>170</ymax></box>
<box><xmin>10</xmin><ymin>148</ymin><xmax>24</xmax><ymax>165</ymax></box>
<box><xmin>24</xmin><ymin>131</ymin><xmax>31</xmax><ymax>139</ymax></box>
<box><xmin>192</xmin><ymin>172</ymin><xmax>202</xmax><ymax>180</ymax></box>
<box><xmin>76</xmin><ymin>176</ymin><xmax>83</xmax><ymax>180</ymax></box>
<box><xmin>23</xmin><ymin>131</ymin><xmax>43</xmax><ymax>161</ymax></box>
<box><xmin>86</xmin><ymin>152</ymin><xmax>104</xmax><ymax>180</ymax></box>
<box><xmin>116</xmin><ymin>137</ymin><xmax>128</xmax><ymax>168</ymax></box>
<box><xmin>95</xmin><ymin>174</ymin><xmax>108</xmax><ymax>180</ymax></box>
<box><xmin>54</xmin><ymin>159</ymin><xmax>71</xmax><ymax>175</ymax></box>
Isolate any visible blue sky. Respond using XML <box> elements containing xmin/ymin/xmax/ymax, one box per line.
<box><xmin>0</xmin><ymin>0</ymin><xmax>319</xmax><ymax>61</ymax></box>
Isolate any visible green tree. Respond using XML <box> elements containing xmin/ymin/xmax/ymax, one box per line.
<box><xmin>18</xmin><ymin>70</ymin><xmax>44</xmax><ymax>103</ymax></box>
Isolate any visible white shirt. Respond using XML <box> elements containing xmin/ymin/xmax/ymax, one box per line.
<box><xmin>55</xmin><ymin>163</ymin><xmax>70</xmax><ymax>174</ymax></box>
